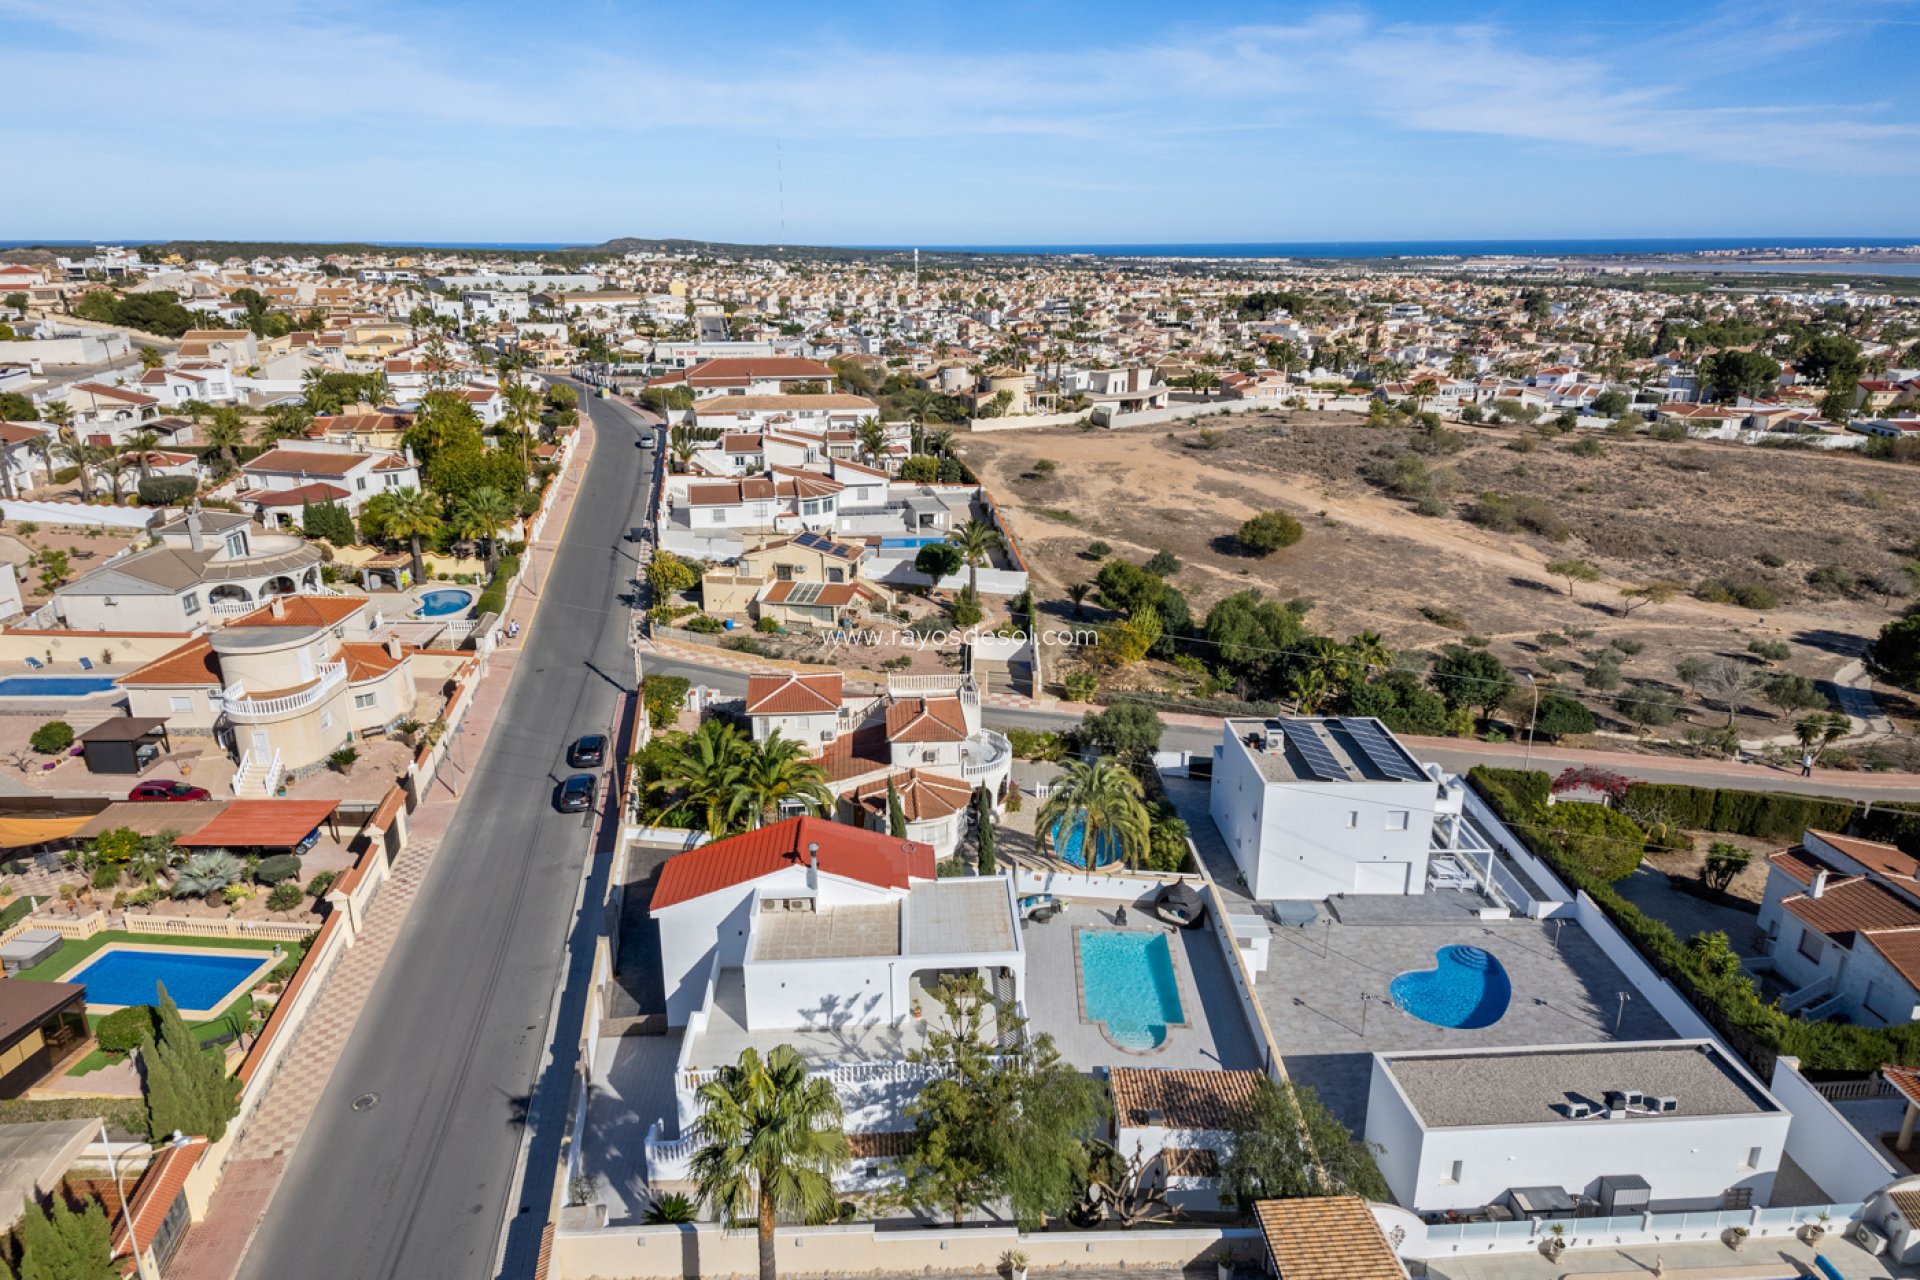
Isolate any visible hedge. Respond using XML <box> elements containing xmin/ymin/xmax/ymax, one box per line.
<box><xmin>137</xmin><ymin>474</ymin><xmax>198</xmax><ymax>506</ymax></box>
<box><xmin>473</xmin><ymin>555</ymin><xmax>521</xmax><ymax>619</ymax></box>
<box><xmin>1470</xmin><ymin>766</ymin><xmax>1920</xmax><ymax>1073</ymax></box>
<box><xmin>95</xmin><ymin>1004</ymin><xmax>159</xmax><ymax>1053</ymax></box>
<box><xmin>1623</xmin><ymin>781</ymin><xmax>1920</xmax><ymax>851</ymax></box>
<box><xmin>0</xmin><ymin>1095</ymin><xmax>148</xmax><ymax>1136</ymax></box>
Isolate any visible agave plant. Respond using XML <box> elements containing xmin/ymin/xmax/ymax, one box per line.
<box><xmin>643</xmin><ymin>1192</ymin><xmax>696</xmax><ymax>1224</ymax></box>
<box><xmin>172</xmin><ymin>851</ymin><xmax>244</xmax><ymax>899</ymax></box>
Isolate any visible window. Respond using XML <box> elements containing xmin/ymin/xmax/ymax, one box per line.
<box><xmin>1744</xmin><ymin>1147</ymin><xmax>1762</xmax><ymax>1171</ymax></box>
<box><xmin>1797</xmin><ymin>928</ymin><xmax>1826</xmax><ymax>963</ymax></box>
<box><xmin>1865</xmin><ymin>981</ymin><xmax>1894</xmax><ymax>1022</ymax></box>
<box><xmin>170</xmin><ymin>696</ymin><xmax>192</xmax><ymax>713</ymax></box>
<box><xmin>1386</xmin><ymin>811</ymin><xmax>1410</xmax><ymax>832</ymax></box>
<box><xmin>1443</xmin><ymin>1160</ymin><xmax>1463</xmax><ymax>1184</ymax></box>
<box><xmin>354</xmin><ymin>692</ymin><xmax>378</xmax><ymax>710</ymax></box>
<box><xmin>356</xmin><ymin>477</ymin><xmax>367</xmax><ymax>491</ymax></box>
<box><xmin>225</xmin><ymin>532</ymin><xmax>247</xmax><ymax>558</ymax></box>
<box><xmin>181</xmin><ymin>592</ymin><xmax>201</xmax><ymax>616</ymax></box>
<box><xmin>1345</xmin><ymin>811</ymin><xmax>1359</xmax><ymax>829</ymax></box>
<box><xmin>319</xmin><ymin>711</ymin><xmax>332</xmax><ymax>730</ymax></box>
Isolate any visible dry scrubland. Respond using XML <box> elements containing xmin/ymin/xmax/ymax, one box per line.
<box><xmin>957</xmin><ymin>411</ymin><xmax>1920</xmax><ymax>744</ymax></box>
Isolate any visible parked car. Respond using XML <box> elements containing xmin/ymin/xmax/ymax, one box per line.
<box><xmin>555</xmin><ymin>773</ymin><xmax>597</xmax><ymax>813</ymax></box>
<box><xmin>568</xmin><ymin>734</ymin><xmax>608</xmax><ymax>768</ymax></box>
<box><xmin>128</xmin><ymin>779</ymin><xmax>212</xmax><ymax>803</ymax></box>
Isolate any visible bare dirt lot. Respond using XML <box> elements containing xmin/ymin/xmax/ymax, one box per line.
<box><xmin>957</xmin><ymin>411</ymin><xmax>1920</xmax><ymax>750</ymax></box>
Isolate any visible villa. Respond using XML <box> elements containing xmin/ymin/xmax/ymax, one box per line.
<box><xmin>1756</xmin><ymin>830</ymin><xmax>1920</xmax><ymax>1024</ymax></box>
<box><xmin>55</xmin><ymin>510</ymin><xmax>326</xmax><ymax>632</ymax></box>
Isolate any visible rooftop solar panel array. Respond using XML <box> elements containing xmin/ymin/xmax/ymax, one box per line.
<box><xmin>1338</xmin><ymin>717</ymin><xmax>1427</xmax><ymax>781</ymax></box>
<box><xmin>1278</xmin><ymin>721</ymin><xmax>1351</xmax><ymax>781</ymax></box>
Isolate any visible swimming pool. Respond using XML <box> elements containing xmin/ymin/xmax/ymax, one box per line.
<box><xmin>64</xmin><ymin>945</ymin><xmax>276</xmax><ymax>1017</ymax></box>
<box><xmin>416</xmin><ymin>588</ymin><xmax>474</xmax><ymax>617</ymax></box>
<box><xmin>1078</xmin><ymin>929</ymin><xmax>1185</xmax><ymax>1051</ymax></box>
<box><xmin>1049</xmin><ymin>813</ymin><xmax>1124</xmax><ymax>869</ymax></box>
<box><xmin>879</xmin><ymin>535</ymin><xmax>945</xmax><ymax>549</ymax></box>
<box><xmin>0</xmin><ymin>676</ymin><xmax>119</xmax><ymax>698</ymax></box>
<box><xmin>1390</xmin><ymin>944</ymin><xmax>1512</xmax><ymax>1029</ymax></box>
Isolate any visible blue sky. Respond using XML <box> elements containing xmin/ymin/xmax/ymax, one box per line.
<box><xmin>7</xmin><ymin>0</ymin><xmax>1919</xmax><ymax>245</ymax></box>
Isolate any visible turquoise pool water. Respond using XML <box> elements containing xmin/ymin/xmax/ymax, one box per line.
<box><xmin>1391</xmin><ymin>944</ymin><xmax>1511</xmax><ymax>1029</ymax></box>
<box><xmin>417</xmin><ymin>588</ymin><xmax>474</xmax><ymax>617</ymax></box>
<box><xmin>67</xmin><ymin>947</ymin><xmax>268</xmax><ymax>1013</ymax></box>
<box><xmin>880</xmin><ymin>535</ymin><xmax>945</xmax><ymax>548</ymax></box>
<box><xmin>1049</xmin><ymin>813</ymin><xmax>1123</xmax><ymax>869</ymax></box>
<box><xmin>1079</xmin><ymin>930</ymin><xmax>1183</xmax><ymax>1050</ymax></box>
<box><xmin>0</xmin><ymin>676</ymin><xmax>119</xmax><ymax>697</ymax></box>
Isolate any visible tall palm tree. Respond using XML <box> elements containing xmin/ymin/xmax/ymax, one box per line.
<box><xmin>451</xmin><ymin>485</ymin><xmax>515</xmax><ymax>575</ymax></box>
<box><xmin>24</xmin><ymin>431</ymin><xmax>56</xmax><ymax>493</ymax></box>
<box><xmin>691</xmin><ymin>1044</ymin><xmax>847</xmax><ymax>1280</ymax></box>
<box><xmin>739</xmin><ymin>734</ymin><xmax>832</xmax><ymax>829</ymax></box>
<box><xmin>1035</xmin><ymin>757</ymin><xmax>1150</xmax><ymax>869</ymax></box>
<box><xmin>125</xmin><ymin>427</ymin><xmax>162</xmax><ymax>481</ymax></box>
<box><xmin>98</xmin><ymin>456</ymin><xmax>132</xmax><ymax>503</ymax></box>
<box><xmin>945</xmin><ymin>518</ymin><xmax>1002</xmax><ymax>597</ymax></box>
<box><xmin>381</xmin><ymin>487</ymin><xmax>442</xmax><ymax>587</ymax></box>
<box><xmin>302</xmin><ymin>367</ymin><xmax>343</xmax><ymax>414</ymax></box>
<box><xmin>54</xmin><ymin>438</ymin><xmax>98</xmax><ymax>498</ymax></box>
<box><xmin>202</xmin><ymin>407</ymin><xmax>247</xmax><ymax>475</ymax></box>
<box><xmin>261</xmin><ymin>404</ymin><xmax>314</xmax><ymax>444</ymax></box>
<box><xmin>668</xmin><ymin>431</ymin><xmax>698</xmax><ymax>475</ymax></box>
<box><xmin>1066</xmin><ymin>582</ymin><xmax>1090</xmax><ymax>616</ymax></box>
<box><xmin>650</xmin><ymin>719</ymin><xmax>752</xmax><ymax>837</ymax></box>
<box><xmin>856</xmin><ymin>416</ymin><xmax>887</xmax><ymax>465</ymax></box>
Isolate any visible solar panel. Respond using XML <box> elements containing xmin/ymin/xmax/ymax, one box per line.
<box><xmin>1279</xmin><ymin>721</ymin><xmax>1350</xmax><ymax>781</ymax></box>
<box><xmin>1338</xmin><ymin>717</ymin><xmax>1427</xmax><ymax>781</ymax></box>
<box><xmin>794</xmin><ymin>530</ymin><xmax>829</xmax><ymax>551</ymax></box>
<box><xmin>787</xmin><ymin>581</ymin><xmax>823</xmax><ymax>606</ymax></box>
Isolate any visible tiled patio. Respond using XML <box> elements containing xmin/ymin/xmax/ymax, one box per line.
<box><xmin>584</xmin><ymin>1031</ymin><xmax>683</xmax><ymax>1223</ymax></box>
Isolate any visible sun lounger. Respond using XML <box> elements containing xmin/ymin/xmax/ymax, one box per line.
<box><xmin>23</xmin><ymin>657</ymin><xmax>42</xmax><ymax>669</ymax></box>
<box><xmin>78</xmin><ymin>657</ymin><xmax>93</xmax><ymax>670</ymax></box>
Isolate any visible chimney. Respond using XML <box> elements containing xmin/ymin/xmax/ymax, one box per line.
<box><xmin>185</xmin><ymin>508</ymin><xmax>204</xmax><ymax>553</ymax></box>
<box><xmin>806</xmin><ymin>841</ymin><xmax>819</xmax><ymax>893</ymax></box>
<box><xmin>270</xmin><ymin>596</ymin><xmax>286</xmax><ymax>620</ymax></box>
<box><xmin>1810</xmin><ymin>869</ymin><xmax>1829</xmax><ymax>900</ymax></box>
<box><xmin>385</xmin><ymin>636</ymin><xmax>403</xmax><ymax>662</ymax></box>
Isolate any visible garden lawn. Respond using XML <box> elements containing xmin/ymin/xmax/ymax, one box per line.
<box><xmin>10</xmin><ymin>931</ymin><xmax>289</xmax><ymax>1073</ymax></box>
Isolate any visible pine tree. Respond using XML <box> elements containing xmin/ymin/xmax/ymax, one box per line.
<box><xmin>17</xmin><ymin>1193</ymin><xmax>113</xmax><ymax>1280</ymax></box>
<box><xmin>144</xmin><ymin>983</ymin><xmax>240</xmax><ymax>1143</ymax></box>
<box><xmin>886</xmin><ymin>778</ymin><xmax>907</xmax><ymax>839</ymax></box>
<box><xmin>974</xmin><ymin>786</ymin><xmax>996</xmax><ymax>876</ymax></box>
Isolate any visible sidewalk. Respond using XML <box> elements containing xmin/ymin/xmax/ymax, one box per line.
<box><xmin>166</xmin><ymin>420</ymin><xmax>597</xmax><ymax>1280</ymax></box>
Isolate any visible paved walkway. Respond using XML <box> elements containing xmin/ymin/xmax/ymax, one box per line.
<box><xmin>166</xmin><ymin>423</ymin><xmax>596</xmax><ymax>1280</ymax></box>
<box><xmin>1403</xmin><ymin>733</ymin><xmax>1920</xmax><ymax>796</ymax></box>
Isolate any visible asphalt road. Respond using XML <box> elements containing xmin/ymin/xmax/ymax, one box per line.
<box><xmin>637</xmin><ymin>654</ymin><xmax>1920</xmax><ymax>804</ymax></box>
<box><xmin>239</xmin><ymin>388</ymin><xmax>655</xmax><ymax>1280</ymax></box>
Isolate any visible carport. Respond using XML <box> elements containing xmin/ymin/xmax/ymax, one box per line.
<box><xmin>172</xmin><ymin>799</ymin><xmax>342</xmax><ymax>853</ymax></box>
<box><xmin>77</xmin><ymin>717</ymin><xmax>173</xmax><ymax>776</ymax></box>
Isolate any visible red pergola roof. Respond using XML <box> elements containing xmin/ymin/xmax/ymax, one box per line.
<box><xmin>175</xmin><ymin>799</ymin><xmax>339</xmax><ymax>848</ymax></box>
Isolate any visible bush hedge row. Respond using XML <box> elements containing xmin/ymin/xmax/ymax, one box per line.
<box><xmin>1470</xmin><ymin>766</ymin><xmax>1920</xmax><ymax>1073</ymax></box>
<box><xmin>473</xmin><ymin>555</ymin><xmax>521</xmax><ymax>619</ymax></box>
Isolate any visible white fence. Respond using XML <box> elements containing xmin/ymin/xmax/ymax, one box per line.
<box><xmin>0</xmin><ymin>499</ymin><xmax>162</xmax><ymax>529</ymax></box>
<box><xmin>1403</xmin><ymin>1202</ymin><xmax>1865</xmax><ymax>1260</ymax></box>
<box><xmin>1770</xmin><ymin>1056</ymin><xmax>1902</xmax><ymax>1202</ymax></box>
<box><xmin>1572</xmin><ymin>890</ymin><xmax>1722</xmax><ymax>1042</ymax></box>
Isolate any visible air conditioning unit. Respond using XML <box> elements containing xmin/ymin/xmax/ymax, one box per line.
<box><xmin>1605</xmin><ymin>1089</ymin><xmax>1643</xmax><ymax>1111</ymax></box>
<box><xmin>1852</xmin><ymin>1222</ymin><xmax>1888</xmax><ymax>1255</ymax></box>
<box><xmin>1649</xmin><ymin>1096</ymin><xmax>1678</xmax><ymax>1113</ymax></box>
<box><xmin>1566</xmin><ymin>1102</ymin><xmax>1592</xmax><ymax>1120</ymax></box>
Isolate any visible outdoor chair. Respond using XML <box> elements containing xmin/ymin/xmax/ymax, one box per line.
<box><xmin>23</xmin><ymin>657</ymin><xmax>42</xmax><ymax>669</ymax></box>
<box><xmin>78</xmin><ymin>657</ymin><xmax>93</xmax><ymax>670</ymax></box>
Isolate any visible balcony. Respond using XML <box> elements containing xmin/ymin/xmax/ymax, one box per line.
<box><xmin>959</xmin><ymin>729</ymin><xmax>1011</xmax><ymax>780</ymax></box>
<box><xmin>221</xmin><ymin>660</ymin><xmax>346</xmax><ymax>722</ymax></box>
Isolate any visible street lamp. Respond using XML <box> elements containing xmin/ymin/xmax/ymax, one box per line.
<box><xmin>1519</xmin><ymin>672</ymin><xmax>1540</xmax><ymax>772</ymax></box>
<box><xmin>101</xmin><ymin>1121</ymin><xmax>187</xmax><ymax>1280</ymax></box>
<box><xmin>1616</xmin><ymin>991</ymin><xmax>1632</xmax><ymax>1032</ymax></box>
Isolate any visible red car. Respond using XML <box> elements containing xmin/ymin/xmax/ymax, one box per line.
<box><xmin>128</xmin><ymin>780</ymin><xmax>212</xmax><ymax>803</ymax></box>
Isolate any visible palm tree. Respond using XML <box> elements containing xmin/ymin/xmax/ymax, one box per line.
<box><xmin>668</xmin><ymin>431</ymin><xmax>698</xmax><ymax>475</ymax></box>
<box><xmin>302</xmin><ymin>367</ymin><xmax>343</xmax><ymax>414</ymax></box>
<box><xmin>24</xmin><ymin>431</ymin><xmax>55</xmax><ymax>494</ymax></box>
<box><xmin>98</xmin><ymin>456</ymin><xmax>133</xmax><ymax>503</ymax></box>
<box><xmin>172</xmin><ymin>851</ymin><xmax>243</xmax><ymax>899</ymax></box>
<box><xmin>261</xmin><ymin>405</ymin><xmax>314</xmax><ymax>444</ymax></box>
<box><xmin>54</xmin><ymin>438</ymin><xmax>98</xmax><ymax>498</ymax></box>
<box><xmin>649</xmin><ymin>719</ymin><xmax>752</xmax><ymax>836</ymax></box>
<box><xmin>923</xmin><ymin>428</ymin><xmax>955</xmax><ymax>459</ymax></box>
<box><xmin>1034</xmin><ymin>756</ymin><xmax>1151</xmax><ymax>869</ymax></box>
<box><xmin>125</xmin><ymin>427</ymin><xmax>162</xmax><ymax>480</ymax></box>
<box><xmin>451</xmin><ymin>485</ymin><xmax>515</xmax><ymax>575</ymax></box>
<box><xmin>857</xmin><ymin>416</ymin><xmax>887</xmax><ymax>465</ymax></box>
<box><xmin>1066</xmin><ymin>582</ymin><xmax>1090</xmax><ymax>616</ymax></box>
<box><xmin>202</xmin><ymin>408</ymin><xmax>247</xmax><ymax>475</ymax></box>
<box><xmin>136</xmin><ymin>345</ymin><xmax>165</xmax><ymax>371</ymax></box>
<box><xmin>739</xmin><ymin>735</ymin><xmax>833</xmax><ymax>829</ymax></box>
<box><xmin>381</xmin><ymin>487</ymin><xmax>442</xmax><ymax>587</ymax></box>
<box><xmin>945</xmin><ymin>518</ymin><xmax>1003</xmax><ymax>597</ymax></box>
<box><xmin>1189</xmin><ymin>369</ymin><xmax>1220</xmax><ymax>399</ymax></box>
<box><xmin>691</xmin><ymin>1044</ymin><xmax>847</xmax><ymax>1280</ymax></box>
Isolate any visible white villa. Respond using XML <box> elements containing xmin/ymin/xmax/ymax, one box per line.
<box><xmin>1757</xmin><ymin>830</ymin><xmax>1920</xmax><ymax>1025</ymax></box>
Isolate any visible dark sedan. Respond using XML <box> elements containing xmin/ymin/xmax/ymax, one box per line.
<box><xmin>567</xmin><ymin>734</ymin><xmax>608</xmax><ymax>768</ymax></box>
<box><xmin>555</xmin><ymin>773</ymin><xmax>597</xmax><ymax>814</ymax></box>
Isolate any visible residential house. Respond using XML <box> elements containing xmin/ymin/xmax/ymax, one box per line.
<box><xmin>135</xmin><ymin>362</ymin><xmax>238</xmax><ymax>407</ymax></box>
<box><xmin>690</xmin><ymin>394</ymin><xmax>878</xmax><ymax>434</ymax></box>
<box><xmin>234</xmin><ymin>446</ymin><xmax>420</xmax><ymax>527</ymax></box>
<box><xmin>0</xmin><ymin>422</ymin><xmax>52</xmax><ymax>495</ymax></box>
<box><xmin>55</xmin><ymin>509</ymin><xmax>324</xmax><ymax>631</ymax></box>
<box><xmin>658</xmin><ymin>356</ymin><xmax>837</xmax><ymax>399</ymax></box>
<box><xmin>1757</xmin><ymin>831</ymin><xmax>1920</xmax><ymax>1024</ymax></box>
<box><xmin>743</xmin><ymin>672</ymin><xmax>851</xmax><ymax>751</ymax></box>
<box><xmin>1109</xmin><ymin>1067</ymin><xmax>1264</xmax><ymax>1212</ymax></box>
<box><xmin>1209</xmin><ymin>716</ymin><xmax>1466</xmax><ymax>900</ymax></box>
<box><xmin>55</xmin><ymin>383</ymin><xmax>160</xmax><ymax>439</ymax></box>
<box><xmin>304</xmin><ymin>411</ymin><xmax>411</xmax><ymax>451</ymax></box>
<box><xmin>117</xmin><ymin>594</ymin><xmax>416</xmax><ymax>792</ymax></box>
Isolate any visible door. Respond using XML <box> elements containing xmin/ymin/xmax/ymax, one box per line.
<box><xmin>1355</xmin><ymin>862</ymin><xmax>1411</xmax><ymax>894</ymax></box>
<box><xmin>250</xmin><ymin>730</ymin><xmax>271</xmax><ymax>759</ymax></box>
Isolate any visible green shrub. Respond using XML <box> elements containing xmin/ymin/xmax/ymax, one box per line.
<box><xmin>254</xmin><ymin>854</ymin><xmax>301</xmax><ymax>885</ymax></box>
<box><xmin>51</xmin><ymin>465</ymin><xmax>79</xmax><ymax>484</ymax></box>
<box><xmin>753</xmin><ymin>615</ymin><xmax>780</xmax><ymax>634</ymax></box>
<box><xmin>137</xmin><ymin>474</ymin><xmax>198</xmax><ymax>506</ymax></box>
<box><xmin>1235</xmin><ymin>510</ymin><xmax>1304</xmax><ymax>554</ymax></box>
<box><xmin>95</xmin><ymin>1004</ymin><xmax>159</xmax><ymax>1054</ymax></box>
<box><xmin>266</xmin><ymin>882</ymin><xmax>304</xmax><ymax>912</ymax></box>
<box><xmin>684</xmin><ymin>614</ymin><xmax>724</xmax><ymax>634</ymax></box>
<box><xmin>29</xmin><ymin>721</ymin><xmax>73</xmax><ymax>754</ymax></box>
<box><xmin>472</xmin><ymin>554</ymin><xmax>522</xmax><ymax>618</ymax></box>
<box><xmin>306</xmin><ymin>870</ymin><xmax>337</xmax><ymax>897</ymax></box>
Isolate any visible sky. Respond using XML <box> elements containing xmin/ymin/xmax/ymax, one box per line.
<box><xmin>7</xmin><ymin>0</ymin><xmax>1920</xmax><ymax>246</ymax></box>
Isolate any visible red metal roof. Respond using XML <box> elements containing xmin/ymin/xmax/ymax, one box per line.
<box><xmin>651</xmin><ymin>815</ymin><xmax>932</xmax><ymax>912</ymax></box>
<box><xmin>175</xmin><ymin>799</ymin><xmax>339</xmax><ymax>848</ymax></box>
<box><xmin>111</xmin><ymin>1136</ymin><xmax>209</xmax><ymax>1260</ymax></box>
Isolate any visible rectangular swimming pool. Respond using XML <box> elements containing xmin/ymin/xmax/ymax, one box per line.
<box><xmin>64</xmin><ymin>946</ymin><xmax>276</xmax><ymax>1017</ymax></box>
<box><xmin>1077</xmin><ymin>928</ymin><xmax>1186</xmax><ymax>1052</ymax></box>
<box><xmin>0</xmin><ymin>676</ymin><xmax>120</xmax><ymax>697</ymax></box>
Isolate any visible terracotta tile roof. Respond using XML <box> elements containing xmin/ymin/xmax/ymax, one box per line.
<box><xmin>117</xmin><ymin>637</ymin><xmax>221</xmax><ymax>688</ymax></box>
<box><xmin>1160</xmin><ymin>1147</ymin><xmax>1221</xmax><ymax>1177</ymax></box>
<box><xmin>1769</xmin><ymin>846</ymin><xmax>1833</xmax><ymax>886</ymax></box>
<box><xmin>885</xmin><ymin>696</ymin><xmax>969</xmax><ymax>744</ymax></box>
<box><xmin>694</xmin><ymin>393</ymin><xmax>877</xmax><ymax>413</ymax></box>
<box><xmin>1784</xmin><ymin>877</ymin><xmax>1920</xmax><ymax>938</ymax></box>
<box><xmin>685</xmin><ymin>356</ymin><xmax>834</xmax><ymax>385</ymax></box>
<box><xmin>1884</xmin><ymin>1065</ymin><xmax>1920</xmax><ymax>1114</ymax></box>
<box><xmin>244</xmin><ymin>448</ymin><xmax>370</xmax><ymax>477</ymax></box>
<box><xmin>650</xmin><ymin>815</ymin><xmax>933</xmax><ymax>912</ymax></box>
<box><xmin>242</xmin><ymin>482</ymin><xmax>351</xmax><ymax>507</ymax></box>
<box><xmin>815</xmin><ymin>724</ymin><xmax>892</xmax><ymax>783</ymax></box>
<box><xmin>1810</xmin><ymin>830</ymin><xmax>1920</xmax><ymax>882</ymax></box>
<box><xmin>745</xmin><ymin>672</ymin><xmax>842</xmax><ymax>716</ymax></box>
<box><xmin>111</xmin><ymin>1137</ymin><xmax>209</xmax><ymax>1260</ymax></box>
<box><xmin>1863</xmin><ymin>929</ymin><xmax>1920</xmax><ymax>990</ymax></box>
<box><xmin>1254</xmin><ymin>1196</ymin><xmax>1404</xmax><ymax>1280</ymax></box>
<box><xmin>851</xmin><ymin>769</ymin><xmax>973</xmax><ymax>822</ymax></box>
<box><xmin>340</xmin><ymin>641</ymin><xmax>404</xmax><ymax>681</ymax></box>
<box><xmin>228</xmin><ymin>595</ymin><xmax>366</xmax><ymax>629</ymax></box>
<box><xmin>1111</xmin><ymin>1068</ymin><xmax>1263</xmax><ymax>1130</ymax></box>
<box><xmin>1889</xmin><ymin>1186</ymin><xmax>1920</xmax><ymax>1227</ymax></box>
<box><xmin>173</xmin><ymin>799</ymin><xmax>340</xmax><ymax>848</ymax></box>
